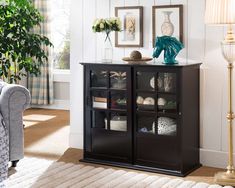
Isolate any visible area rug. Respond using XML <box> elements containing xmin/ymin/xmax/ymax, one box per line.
<box><xmin>6</xmin><ymin>157</ymin><xmax>232</xmax><ymax>188</ymax></box>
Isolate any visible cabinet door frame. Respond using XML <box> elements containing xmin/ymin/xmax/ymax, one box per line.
<box><xmin>133</xmin><ymin>66</ymin><xmax>182</xmax><ymax>170</ymax></box>
<box><xmin>84</xmin><ymin>64</ymin><xmax>133</xmax><ymax>163</ymax></box>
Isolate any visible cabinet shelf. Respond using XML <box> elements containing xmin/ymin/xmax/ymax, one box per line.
<box><xmin>157</xmin><ymin>91</ymin><xmax>176</xmax><ymax>95</ymax></box>
<box><xmin>136</xmin><ymin>132</ymin><xmax>178</xmax><ymax>139</ymax></box>
<box><xmin>136</xmin><ymin>110</ymin><xmax>178</xmax><ymax>117</ymax></box>
<box><xmin>90</xmin><ymin>108</ymin><xmax>127</xmax><ymax>113</ymax></box>
<box><xmin>157</xmin><ymin>112</ymin><xmax>178</xmax><ymax>118</ymax></box>
<box><xmin>90</xmin><ymin>87</ymin><xmax>127</xmax><ymax>92</ymax></box>
<box><xmin>136</xmin><ymin>110</ymin><xmax>156</xmax><ymax>114</ymax></box>
<box><xmin>92</xmin><ymin>127</ymin><xmax>128</xmax><ymax>134</ymax></box>
<box><xmin>136</xmin><ymin>90</ymin><xmax>176</xmax><ymax>95</ymax></box>
<box><xmin>82</xmin><ymin>62</ymin><xmax>201</xmax><ymax>176</ymax></box>
<box><xmin>136</xmin><ymin>89</ymin><xmax>156</xmax><ymax>93</ymax></box>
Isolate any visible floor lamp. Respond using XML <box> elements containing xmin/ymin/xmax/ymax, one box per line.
<box><xmin>205</xmin><ymin>0</ymin><xmax>235</xmax><ymax>186</ymax></box>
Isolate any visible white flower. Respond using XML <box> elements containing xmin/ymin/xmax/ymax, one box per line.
<box><xmin>110</xmin><ymin>18</ymin><xmax>116</xmax><ymax>24</ymax></box>
<box><xmin>106</xmin><ymin>20</ymin><xmax>111</xmax><ymax>26</ymax></box>
<box><xmin>100</xmin><ymin>23</ymin><xmax>104</xmax><ymax>29</ymax></box>
<box><xmin>0</xmin><ymin>0</ymin><xmax>7</xmax><ymax>5</ymax></box>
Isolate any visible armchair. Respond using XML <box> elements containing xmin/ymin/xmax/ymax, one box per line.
<box><xmin>0</xmin><ymin>82</ymin><xmax>30</xmax><ymax>167</ymax></box>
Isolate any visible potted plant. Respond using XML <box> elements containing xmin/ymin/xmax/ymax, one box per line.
<box><xmin>0</xmin><ymin>0</ymin><xmax>52</xmax><ymax>83</ymax></box>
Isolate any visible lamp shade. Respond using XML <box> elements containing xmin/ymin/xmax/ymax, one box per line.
<box><xmin>205</xmin><ymin>0</ymin><xmax>235</xmax><ymax>24</ymax></box>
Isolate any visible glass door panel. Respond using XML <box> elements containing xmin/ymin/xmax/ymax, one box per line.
<box><xmin>91</xmin><ymin>70</ymin><xmax>108</xmax><ymax>88</ymax></box>
<box><xmin>158</xmin><ymin>73</ymin><xmax>176</xmax><ymax>93</ymax></box>
<box><xmin>110</xmin><ymin>71</ymin><xmax>127</xmax><ymax>89</ymax></box>
<box><xmin>156</xmin><ymin>117</ymin><xmax>177</xmax><ymax>136</ymax></box>
<box><xmin>157</xmin><ymin>94</ymin><xmax>177</xmax><ymax>114</ymax></box>
<box><xmin>91</xmin><ymin>91</ymin><xmax>108</xmax><ymax>109</ymax></box>
<box><xmin>110</xmin><ymin>91</ymin><xmax>127</xmax><ymax>110</ymax></box>
<box><xmin>92</xmin><ymin>111</ymin><xmax>108</xmax><ymax>129</ymax></box>
<box><xmin>137</xmin><ymin>72</ymin><xmax>155</xmax><ymax>91</ymax></box>
<box><xmin>137</xmin><ymin>114</ymin><xmax>155</xmax><ymax>134</ymax></box>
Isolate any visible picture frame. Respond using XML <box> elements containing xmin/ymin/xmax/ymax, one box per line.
<box><xmin>152</xmin><ymin>5</ymin><xmax>183</xmax><ymax>47</ymax></box>
<box><xmin>115</xmin><ymin>6</ymin><xmax>143</xmax><ymax>47</ymax></box>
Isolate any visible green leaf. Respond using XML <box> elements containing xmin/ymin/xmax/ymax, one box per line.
<box><xmin>0</xmin><ymin>0</ymin><xmax>52</xmax><ymax>83</ymax></box>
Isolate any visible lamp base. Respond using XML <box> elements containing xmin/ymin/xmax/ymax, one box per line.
<box><xmin>214</xmin><ymin>171</ymin><xmax>235</xmax><ymax>186</ymax></box>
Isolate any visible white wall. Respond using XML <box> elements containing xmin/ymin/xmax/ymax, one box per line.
<box><xmin>70</xmin><ymin>0</ymin><xmax>234</xmax><ymax>168</ymax></box>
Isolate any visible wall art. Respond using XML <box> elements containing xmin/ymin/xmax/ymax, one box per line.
<box><xmin>115</xmin><ymin>6</ymin><xmax>143</xmax><ymax>47</ymax></box>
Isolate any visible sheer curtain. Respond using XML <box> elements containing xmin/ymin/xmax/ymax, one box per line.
<box><xmin>28</xmin><ymin>0</ymin><xmax>53</xmax><ymax>105</ymax></box>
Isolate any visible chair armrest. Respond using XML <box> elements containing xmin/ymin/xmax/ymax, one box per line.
<box><xmin>0</xmin><ymin>84</ymin><xmax>31</xmax><ymax>114</ymax></box>
<box><xmin>0</xmin><ymin>84</ymin><xmax>30</xmax><ymax>161</ymax></box>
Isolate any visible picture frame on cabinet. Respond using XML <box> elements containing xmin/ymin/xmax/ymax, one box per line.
<box><xmin>152</xmin><ymin>5</ymin><xmax>183</xmax><ymax>47</ymax></box>
<box><xmin>115</xmin><ymin>6</ymin><xmax>143</xmax><ymax>47</ymax></box>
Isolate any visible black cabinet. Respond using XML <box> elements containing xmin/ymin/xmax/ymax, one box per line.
<box><xmin>81</xmin><ymin>61</ymin><xmax>201</xmax><ymax>176</ymax></box>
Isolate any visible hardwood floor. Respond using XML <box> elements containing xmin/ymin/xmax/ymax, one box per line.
<box><xmin>23</xmin><ymin>108</ymin><xmax>223</xmax><ymax>185</ymax></box>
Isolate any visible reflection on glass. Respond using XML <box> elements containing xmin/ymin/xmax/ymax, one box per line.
<box><xmin>158</xmin><ymin>73</ymin><xmax>176</xmax><ymax>93</ymax></box>
<box><xmin>92</xmin><ymin>91</ymin><xmax>107</xmax><ymax>109</ymax></box>
<box><xmin>91</xmin><ymin>70</ymin><xmax>107</xmax><ymax>88</ymax></box>
<box><xmin>92</xmin><ymin>111</ymin><xmax>107</xmax><ymax>129</ymax></box>
<box><xmin>137</xmin><ymin>72</ymin><xmax>155</xmax><ymax>90</ymax></box>
<box><xmin>110</xmin><ymin>71</ymin><xmax>127</xmax><ymax>89</ymax></box>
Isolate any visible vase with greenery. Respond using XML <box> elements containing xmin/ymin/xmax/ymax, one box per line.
<box><xmin>92</xmin><ymin>17</ymin><xmax>122</xmax><ymax>63</ymax></box>
<box><xmin>0</xmin><ymin>0</ymin><xmax>52</xmax><ymax>84</ymax></box>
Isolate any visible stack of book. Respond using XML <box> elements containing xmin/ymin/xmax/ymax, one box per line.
<box><xmin>93</xmin><ymin>97</ymin><xmax>107</xmax><ymax>108</ymax></box>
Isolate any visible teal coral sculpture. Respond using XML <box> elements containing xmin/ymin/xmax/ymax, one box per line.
<box><xmin>153</xmin><ymin>36</ymin><xmax>184</xmax><ymax>64</ymax></box>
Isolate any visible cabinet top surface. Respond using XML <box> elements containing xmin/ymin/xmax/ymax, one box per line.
<box><xmin>80</xmin><ymin>60</ymin><xmax>202</xmax><ymax>67</ymax></box>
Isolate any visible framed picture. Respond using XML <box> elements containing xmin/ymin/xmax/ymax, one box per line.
<box><xmin>115</xmin><ymin>6</ymin><xmax>143</xmax><ymax>47</ymax></box>
<box><xmin>152</xmin><ymin>5</ymin><xmax>183</xmax><ymax>47</ymax></box>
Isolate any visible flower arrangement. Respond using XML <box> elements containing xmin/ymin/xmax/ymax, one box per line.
<box><xmin>92</xmin><ymin>17</ymin><xmax>122</xmax><ymax>42</ymax></box>
<box><xmin>92</xmin><ymin>17</ymin><xmax>122</xmax><ymax>33</ymax></box>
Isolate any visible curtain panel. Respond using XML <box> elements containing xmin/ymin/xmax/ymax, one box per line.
<box><xmin>28</xmin><ymin>0</ymin><xmax>53</xmax><ymax>105</ymax></box>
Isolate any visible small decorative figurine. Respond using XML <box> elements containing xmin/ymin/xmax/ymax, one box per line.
<box><xmin>153</xmin><ymin>36</ymin><xmax>184</xmax><ymax>64</ymax></box>
<box><xmin>143</xmin><ymin>97</ymin><xmax>155</xmax><ymax>105</ymax></box>
<box><xmin>158</xmin><ymin>98</ymin><xmax>167</xmax><ymax>106</ymax></box>
<box><xmin>136</xmin><ymin>96</ymin><xmax>144</xmax><ymax>104</ymax></box>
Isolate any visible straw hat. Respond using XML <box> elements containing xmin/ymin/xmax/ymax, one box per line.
<box><xmin>122</xmin><ymin>51</ymin><xmax>152</xmax><ymax>64</ymax></box>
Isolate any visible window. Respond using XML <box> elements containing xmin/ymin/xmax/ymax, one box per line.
<box><xmin>50</xmin><ymin>0</ymin><xmax>71</xmax><ymax>70</ymax></box>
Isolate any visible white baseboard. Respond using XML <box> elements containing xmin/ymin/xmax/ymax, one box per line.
<box><xmin>69</xmin><ymin>132</ymin><xmax>83</xmax><ymax>149</ymax></box>
<box><xmin>31</xmin><ymin>99</ymin><xmax>70</xmax><ymax>110</ymax></box>
<box><xmin>200</xmin><ymin>148</ymin><xmax>232</xmax><ymax>169</ymax></box>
